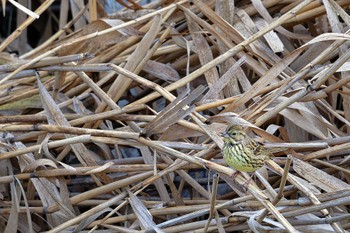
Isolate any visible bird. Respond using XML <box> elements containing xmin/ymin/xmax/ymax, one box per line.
<box><xmin>221</xmin><ymin>125</ymin><xmax>272</xmax><ymax>173</ymax></box>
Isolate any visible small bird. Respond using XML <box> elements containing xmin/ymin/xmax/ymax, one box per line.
<box><xmin>221</xmin><ymin>125</ymin><xmax>272</xmax><ymax>173</ymax></box>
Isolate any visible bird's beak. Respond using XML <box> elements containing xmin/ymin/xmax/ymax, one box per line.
<box><xmin>221</xmin><ymin>132</ymin><xmax>228</xmax><ymax>137</ymax></box>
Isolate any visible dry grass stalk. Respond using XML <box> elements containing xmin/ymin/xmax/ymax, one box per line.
<box><xmin>0</xmin><ymin>0</ymin><xmax>350</xmax><ymax>232</ymax></box>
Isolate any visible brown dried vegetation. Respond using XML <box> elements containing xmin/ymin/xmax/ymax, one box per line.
<box><xmin>0</xmin><ymin>0</ymin><xmax>350</xmax><ymax>232</ymax></box>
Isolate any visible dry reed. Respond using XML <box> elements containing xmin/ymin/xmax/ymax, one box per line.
<box><xmin>0</xmin><ymin>0</ymin><xmax>350</xmax><ymax>232</ymax></box>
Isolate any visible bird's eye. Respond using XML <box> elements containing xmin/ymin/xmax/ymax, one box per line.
<box><xmin>231</xmin><ymin>131</ymin><xmax>237</xmax><ymax>135</ymax></box>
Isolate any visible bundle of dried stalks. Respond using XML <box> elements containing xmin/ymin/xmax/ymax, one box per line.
<box><xmin>1</xmin><ymin>0</ymin><xmax>350</xmax><ymax>232</ymax></box>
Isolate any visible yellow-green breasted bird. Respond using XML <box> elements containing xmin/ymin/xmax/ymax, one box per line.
<box><xmin>222</xmin><ymin>125</ymin><xmax>272</xmax><ymax>172</ymax></box>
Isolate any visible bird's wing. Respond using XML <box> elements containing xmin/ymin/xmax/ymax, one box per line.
<box><xmin>244</xmin><ymin>139</ymin><xmax>268</xmax><ymax>158</ymax></box>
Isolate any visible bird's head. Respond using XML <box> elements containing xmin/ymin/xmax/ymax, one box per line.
<box><xmin>221</xmin><ymin>125</ymin><xmax>247</xmax><ymax>144</ymax></box>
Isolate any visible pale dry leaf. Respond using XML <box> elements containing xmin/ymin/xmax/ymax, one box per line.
<box><xmin>144</xmin><ymin>86</ymin><xmax>206</xmax><ymax>136</ymax></box>
<box><xmin>335</xmin><ymin>61</ymin><xmax>350</xmax><ymax>72</ymax></box>
<box><xmin>84</xmin><ymin>162</ymin><xmax>114</xmax><ymax>175</ymax></box>
<box><xmin>0</xmin><ymin>52</ymin><xmax>19</xmax><ymax>64</ymax></box>
<box><xmin>269</xmin><ymin>98</ymin><xmax>333</xmax><ymax>139</ymax></box>
<box><xmin>128</xmin><ymin>190</ymin><xmax>164</xmax><ymax>233</ymax></box>
<box><xmin>233</xmin><ymin>9</ymin><xmax>279</xmax><ymax>64</ymax></box>
<box><xmin>293</xmin><ymin>158</ymin><xmax>350</xmax><ymax>192</ymax></box>
<box><xmin>192</xmin><ymin>0</ymin><xmax>244</xmax><ymax>43</ymax></box>
<box><xmin>254</xmin><ymin>18</ymin><xmax>284</xmax><ymax>53</ymax></box>
<box><xmin>301</xmin><ymin>33</ymin><xmax>350</xmax><ymax>49</ymax></box>
<box><xmin>214</xmin><ymin>0</ymin><xmax>245</xmax><ymax>102</ymax></box>
<box><xmin>329</xmin><ymin>0</ymin><xmax>350</xmax><ymax>27</ymax></box>
<box><xmin>144</xmin><ymin>90</ymin><xmax>188</xmax><ymax>136</ymax></box>
<box><xmin>295</xmin><ymin>213</ymin><xmax>334</xmax><ymax>232</ymax></box>
<box><xmin>12</xmin><ymin>137</ymin><xmax>71</xmax><ymax>217</ymax></box>
<box><xmin>200</xmin><ymin>56</ymin><xmax>245</xmax><ymax>103</ymax></box>
<box><xmin>323</xmin><ymin>0</ymin><xmax>343</xmax><ymax>34</ymax></box>
<box><xmin>37</xmin><ymin>77</ymin><xmax>68</xmax><ymax>126</ymax></box>
<box><xmin>101</xmin><ymin>18</ymin><xmax>143</xmax><ymax>36</ymax></box>
<box><xmin>8</xmin><ymin>0</ymin><xmax>39</xmax><ymax>18</ymax></box>
<box><xmin>22</xmin><ymin>159</ymin><xmax>58</xmax><ymax>172</ymax></box>
<box><xmin>186</xmin><ymin>12</ymin><xmax>221</xmax><ymax>97</ymax></box>
<box><xmin>138</xmin><ymin>146</ymin><xmax>171</xmax><ymax>202</ymax></box>
<box><xmin>72</xmin><ymin>208</ymin><xmax>112</xmax><ymax>233</ymax></box>
<box><xmin>294</xmin><ymin>214</ymin><xmax>336</xmax><ymax>233</ymax></box>
<box><xmin>290</xmin><ymin>174</ymin><xmax>321</xmax><ymax>195</ymax></box>
<box><xmin>58</xmin><ymin>0</ymin><xmax>69</xmax><ymax>39</ymax></box>
<box><xmin>92</xmin><ymin>142</ymin><xmax>113</xmax><ymax>160</ymax></box>
<box><xmin>171</xmin><ymin>27</ymin><xmax>191</xmax><ymax>50</ymax></box>
<box><xmin>143</xmin><ymin>60</ymin><xmax>180</xmax><ymax>82</ymax></box>
<box><xmin>13</xmin><ymin>176</ymin><xmax>33</xmax><ymax>233</ymax></box>
<box><xmin>39</xmin><ymin>133</ymin><xmax>56</xmax><ymax>160</ymax></box>
<box><xmin>70</xmin><ymin>0</ymin><xmax>87</xmax><ymax>30</ymax></box>
<box><xmin>279</xmin><ymin>108</ymin><xmax>328</xmax><ymax>139</ymax></box>
<box><xmin>160</xmin><ymin>124</ymin><xmax>203</xmax><ymax>141</ymax></box>
<box><xmin>4</xmin><ymin>181</ymin><xmax>19</xmax><ymax>233</ymax></box>
<box><xmin>251</xmin><ymin>0</ymin><xmax>312</xmax><ymax>40</ymax></box>
<box><xmin>72</xmin><ymin>97</ymin><xmax>88</xmax><ymax>114</ymax></box>
<box><xmin>248</xmin><ymin>213</ymin><xmax>285</xmax><ymax>233</ymax></box>
<box><xmin>57</xmin><ymin>161</ymin><xmax>77</xmax><ymax>172</ymax></box>
<box><xmin>37</xmin><ymin>76</ymin><xmax>102</xmax><ymax>168</ymax></box>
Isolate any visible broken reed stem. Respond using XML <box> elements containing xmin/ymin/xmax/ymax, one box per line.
<box><xmin>312</xmin><ymin>158</ymin><xmax>350</xmax><ymax>175</ymax></box>
<box><xmin>0</xmin><ymin>124</ymin><xmax>139</xmax><ymax>139</ymax></box>
<box><xmin>0</xmin><ymin>53</ymin><xmax>93</xmax><ymax>72</ymax></box>
<box><xmin>0</xmin><ymin>135</ymin><xmax>91</xmax><ymax>160</ymax></box>
<box><xmin>204</xmin><ymin>173</ymin><xmax>219</xmax><ymax>232</ymax></box>
<box><xmin>0</xmin><ymin>113</ymin><xmax>81</xmax><ymax>123</ymax></box>
<box><xmin>256</xmin><ymin>155</ymin><xmax>293</xmax><ymax>224</ymax></box>
<box><xmin>0</xmin><ymin>104</ymin><xmax>145</xmax><ymax>145</ymax></box>
<box><xmin>282</xmin><ymin>196</ymin><xmax>350</xmax><ymax>218</ymax></box>
<box><xmin>0</xmin><ymin>164</ymin><xmax>156</xmax><ymax>184</ymax></box>
<box><xmin>303</xmin><ymin>142</ymin><xmax>350</xmax><ymax>161</ymax></box>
